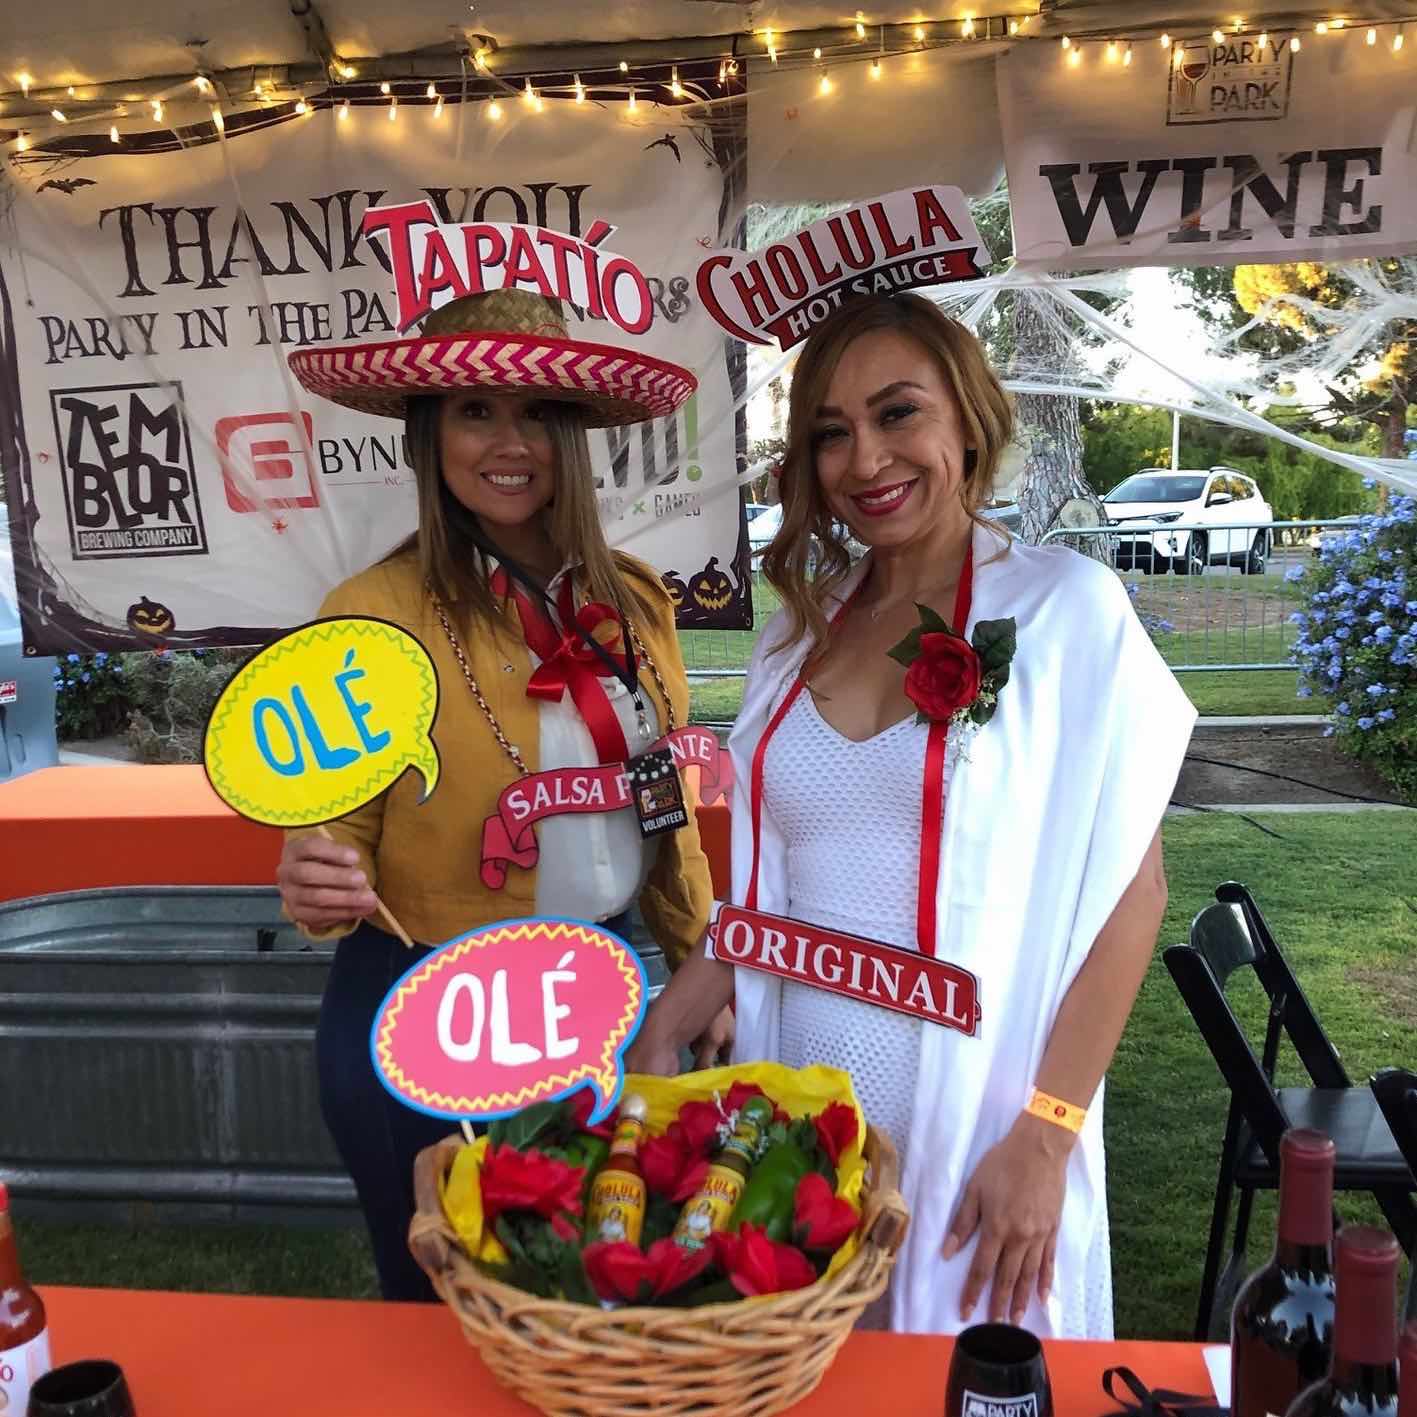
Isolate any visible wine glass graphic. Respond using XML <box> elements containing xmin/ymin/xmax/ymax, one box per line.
<box><xmin>1175</xmin><ymin>51</ymin><xmax>1211</xmax><ymax>111</ymax></box>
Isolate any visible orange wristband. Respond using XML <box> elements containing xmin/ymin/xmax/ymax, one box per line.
<box><xmin>1026</xmin><ymin>1088</ymin><xmax>1087</xmax><ymax>1134</ymax></box>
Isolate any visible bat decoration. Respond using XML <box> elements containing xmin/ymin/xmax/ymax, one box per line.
<box><xmin>644</xmin><ymin>133</ymin><xmax>682</xmax><ymax>162</ymax></box>
<box><xmin>37</xmin><ymin>177</ymin><xmax>97</xmax><ymax>194</ymax></box>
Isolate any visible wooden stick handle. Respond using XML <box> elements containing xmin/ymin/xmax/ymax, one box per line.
<box><xmin>314</xmin><ymin>826</ymin><xmax>417</xmax><ymax>950</ymax></box>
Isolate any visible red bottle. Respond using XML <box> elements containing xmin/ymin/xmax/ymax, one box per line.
<box><xmin>1285</xmin><ymin>1226</ymin><xmax>1401</xmax><ymax>1417</ymax></box>
<box><xmin>1231</xmin><ymin>1129</ymin><xmax>1336</xmax><ymax>1417</ymax></box>
<box><xmin>1398</xmin><ymin>1320</ymin><xmax>1416</xmax><ymax>1416</ymax></box>
<box><xmin>0</xmin><ymin>1182</ymin><xmax>51</xmax><ymax>1413</ymax></box>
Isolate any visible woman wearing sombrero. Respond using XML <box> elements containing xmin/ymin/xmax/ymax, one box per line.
<box><xmin>281</xmin><ymin>289</ymin><xmax>721</xmax><ymax>1302</ymax></box>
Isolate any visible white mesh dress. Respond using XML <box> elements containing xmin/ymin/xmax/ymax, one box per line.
<box><xmin>764</xmin><ymin>691</ymin><xmax>944</xmax><ymax>1175</ymax></box>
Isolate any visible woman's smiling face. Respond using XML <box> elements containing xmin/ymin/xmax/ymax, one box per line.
<box><xmin>437</xmin><ymin>389</ymin><xmax>557</xmax><ymax>530</ymax></box>
<box><xmin>810</xmin><ymin>329</ymin><xmax>973</xmax><ymax>552</ymax></box>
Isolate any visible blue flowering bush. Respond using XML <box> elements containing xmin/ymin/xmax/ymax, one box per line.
<box><xmin>1289</xmin><ymin>490</ymin><xmax>1416</xmax><ymax>802</ymax></box>
<box><xmin>52</xmin><ymin>652</ymin><xmax>132</xmax><ymax>740</ymax></box>
<box><xmin>1125</xmin><ymin>581</ymin><xmax>1176</xmax><ymax>640</ymax></box>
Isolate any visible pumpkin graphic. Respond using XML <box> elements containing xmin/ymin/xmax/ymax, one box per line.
<box><xmin>127</xmin><ymin>596</ymin><xmax>175</xmax><ymax>638</ymax></box>
<box><xmin>661</xmin><ymin>570</ymin><xmax>688</xmax><ymax>611</ymax></box>
<box><xmin>688</xmin><ymin>557</ymin><xmax>736</xmax><ymax>613</ymax></box>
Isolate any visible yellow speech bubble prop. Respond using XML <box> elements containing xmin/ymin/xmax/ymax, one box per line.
<box><xmin>204</xmin><ymin>616</ymin><xmax>440</xmax><ymax>827</ymax></box>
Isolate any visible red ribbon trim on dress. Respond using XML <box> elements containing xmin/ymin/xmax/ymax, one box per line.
<box><xmin>746</xmin><ymin>546</ymin><xmax>974</xmax><ymax>959</ymax></box>
<box><xmin>479</xmin><ymin>725</ymin><xmax>734</xmax><ymax>889</ymax></box>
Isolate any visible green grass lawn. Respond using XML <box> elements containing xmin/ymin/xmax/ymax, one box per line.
<box><xmin>18</xmin><ymin>815</ymin><xmax>1415</xmax><ymax>1338</ymax></box>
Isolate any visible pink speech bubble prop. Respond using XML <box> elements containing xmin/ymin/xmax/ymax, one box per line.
<box><xmin>371</xmin><ymin>918</ymin><xmax>646</xmax><ymax>1125</ymax></box>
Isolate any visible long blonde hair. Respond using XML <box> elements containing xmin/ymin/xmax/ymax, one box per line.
<box><xmin>387</xmin><ymin>395</ymin><xmax>657</xmax><ymax>633</ymax></box>
<box><xmin>762</xmin><ymin>293</ymin><xmax>1014</xmax><ymax>653</ymax></box>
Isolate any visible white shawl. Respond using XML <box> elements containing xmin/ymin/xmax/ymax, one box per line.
<box><xmin>726</xmin><ymin>523</ymin><xmax>1196</xmax><ymax>1335</ymax></box>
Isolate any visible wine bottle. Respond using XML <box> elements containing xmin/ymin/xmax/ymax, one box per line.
<box><xmin>1397</xmin><ymin>1319</ymin><xmax>1416</xmax><ymax>1416</ymax></box>
<box><xmin>1231</xmin><ymin>1128</ymin><xmax>1336</xmax><ymax>1417</ymax></box>
<box><xmin>585</xmin><ymin>1094</ymin><xmax>649</xmax><ymax>1246</ymax></box>
<box><xmin>1284</xmin><ymin>1226</ymin><xmax>1401</xmax><ymax>1417</ymax></box>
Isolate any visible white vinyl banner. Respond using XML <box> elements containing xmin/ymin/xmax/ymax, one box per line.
<box><xmin>0</xmin><ymin>98</ymin><xmax>747</xmax><ymax>654</ymax></box>
<box><xmin>999</xmin><ymin>30</ymin><xmax>1417</xmax><ymax>271</ymax></box>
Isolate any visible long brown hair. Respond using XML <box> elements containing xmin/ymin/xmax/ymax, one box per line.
<box><xmin>385</xmin><ymin>395</ymin><xmax>657</xmax><ymax>634</ymax></box>
<box><xmin>762</xmin><ymin>293</ymin><xmax>1014</xmax><ymax>653</ymax></box>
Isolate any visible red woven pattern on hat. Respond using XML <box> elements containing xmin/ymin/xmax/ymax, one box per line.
<box><xmin>291</xmin><ymin>333</ymin><xmax>693</xmax><ymax>420</ymax></box>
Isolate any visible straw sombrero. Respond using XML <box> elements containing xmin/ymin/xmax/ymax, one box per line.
<box><xmin>287</xmin><ymin>289</ymin><xmax>696</xmax><ymax>427</ymax></box>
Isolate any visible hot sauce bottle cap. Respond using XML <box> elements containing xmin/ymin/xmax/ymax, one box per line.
<box><xmin>619</xmin><ymin>1094</ymin><xmax>648</xmax><ymax>1123</ymax></box>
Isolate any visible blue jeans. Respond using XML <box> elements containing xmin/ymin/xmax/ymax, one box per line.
<box><xmin>316</xmin><ymin>911</ymin><xmax>632</xmax><ymax>1302</ymax></box>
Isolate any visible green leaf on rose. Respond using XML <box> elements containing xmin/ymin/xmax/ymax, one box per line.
<box><xmin>915</xmin><ymin>602</ymin><xmax>954</xmax><ymax>634</ymax></box>
<box><xmin>886</xmin><ymin>626</ymin><xmax>924</xmax><ymax>669</ymax></box>
<box><xmin>488</xmin><ymin>1098</ymin><xmax>571</xmax><ymax>1151</ymax></box>
<box><xmin>970</xmin><ymin>617</ymin><xmax>1017</xmax><ymax>675</ymax></box>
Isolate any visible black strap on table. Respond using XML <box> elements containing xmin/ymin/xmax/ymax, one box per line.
<box><xmin>1099</xmin><ymin>1366</ymin><xmax>1228</xmax><ymax>1417</ymax></box>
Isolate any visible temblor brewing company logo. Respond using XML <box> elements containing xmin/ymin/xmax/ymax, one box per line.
<box><xmin>49</xmin><ymin>381</ymin><xmax>209</xmax><ymax>560</ymax></box>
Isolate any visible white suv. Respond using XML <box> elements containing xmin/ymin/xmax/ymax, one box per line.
<box><xmin>1102</xmin><ymin>468</ymin><xmax>1274</xmax><ymax>576</ymax></box>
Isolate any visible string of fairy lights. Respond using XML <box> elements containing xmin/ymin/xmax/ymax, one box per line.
<box><xmin>4</xmin><ymin>9</ymin><xmax>1415</xmax><ymax>156</ymax></box>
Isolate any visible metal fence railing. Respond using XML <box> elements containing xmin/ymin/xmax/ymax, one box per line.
<box><xmin>678</xmin><ymin>520</ymin><xmax>1353</xmax><ymax>703</ymax></box>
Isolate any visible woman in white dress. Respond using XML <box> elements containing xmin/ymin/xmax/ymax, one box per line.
<box><xmin>627</xmin><ymin>293</ymin><xmax>1195</xmax><ymax>1337</ymax></box>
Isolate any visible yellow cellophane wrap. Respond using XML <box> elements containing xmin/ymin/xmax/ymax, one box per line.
<box><xmin>439</xmin><ymin>1063</ymin><xmax>868</xmax><ymax>1284</ymax></box>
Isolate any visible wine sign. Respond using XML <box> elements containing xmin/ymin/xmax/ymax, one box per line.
<box><xmin>203</xmin><ymin>616</ymin><xmax>440</xmax><ymax>826</ymax></box>
<box><xmin>371</xmin><ymin>918</ymin><xmax>647</xmax><ymax>1124</ymax></box>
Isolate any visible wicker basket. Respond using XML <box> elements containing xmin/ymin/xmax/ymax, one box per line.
<box><xmin>408</xmin><ymin>1126</ymin><xmax>910</xmax><ymax>1417</ymax></box>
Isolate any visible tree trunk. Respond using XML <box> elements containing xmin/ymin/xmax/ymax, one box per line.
<box><xmin>1009</xmin><ymin>296</ymin><xmax>1110</xmax><ymax>560</ymax></box>
<box><xmin>1382</xmin><ymin>393</ymin><xmax>1407</xmax><ymax>460</ymax></box>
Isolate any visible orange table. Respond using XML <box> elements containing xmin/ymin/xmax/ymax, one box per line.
<box><xmin>0</xmin><ymin>765</ymin><xmax>733</xmax><ymax>902</ymax></box>
<box><xmin>40</xmin><ymin>1286</ymin><xmax>1214</xmax><ymax>1415</ymax></box>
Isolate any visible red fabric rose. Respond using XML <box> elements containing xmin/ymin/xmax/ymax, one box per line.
<box><xmin>793</xmin><ymin>1173</ymin><xmax>859</xmax><ymax>1253</ymax></box>
<box><xmin>642</xmin><ymin>1133</ymin><xmax>712</xmax><ymax>1203</ymax></box>
<box><xmin>673</xmin><ymin>1100</ymin><xmax>724</xmax><ymax>1155</ymax></box>
<box><xmin>903</xmin><ymin>631</ymin><xmax>982</xmax><ymax>722</ymax></box>
<box><xmin>479</xmin><ymin>1144</ymin><xmax>584</xmax><ymax>1224</ymax></box>
<box><xmin>813</xmin><ymin>1103</ymin><xmax>860</xmax><ymax>1168</ymax></box>
<box><xmin>584</xmin><ymin>1239</ymin><xmax>713</xmax><ymax>1303</ymax></box>
<box><xmin>568</xmin><ymin>1088</ymin><xmax>617</xmax><ymax>1139</ymax></box>
<box><xmin>711</xmin><ymin>1224</ymin><xmax>817</xmax><ymax>1298</ymax></box>
<box><xmin>722</xmin><ymin>1081</ymin><xmax>790</xmax><ymax>1126</ymax></box>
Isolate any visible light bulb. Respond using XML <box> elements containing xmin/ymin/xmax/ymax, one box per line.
<box><xmin>1061</xmin><ymin>35</ymin><xmax>1071</xmax><ymax>49</ymax></box>
<box><xmin>855</xmin><ymin>19</ymin><xmax>866</xmax><ymax>39</ymax></box>
<box><xmin>575</xmin><ymin>73</ymin><xmax>586</xmax><ymax>101</ymax></box>
<box><xmin>488</xmin><ymin>98</ymin><xmax>502</xmax><ymax>120</ymax></box>
<box><xmin>1107</xmin><ymin>40</ymin><xmax>1118</xmax><ymax>61</ymax></box>
<box><xmin>212</xmin><ymin>106</ymin><xmax>225</xmax><ymax>130</ymax></box>
<box><xmin>18</xmin><ymin>73</ymin><xmax>32</xmax><ymax>97</ymax></box>
<box><xmin>388</xmin><ymin>97</ymin><xmax>398</xmax><ymax>120</ymax></box>
<box><xmin>109</xmin><ymin>125</ymin><xmax>119</xmax><ymax>141</ymax></box>
<box><xmin>194</xmin><ymin>76</ymin><xmax>209</xmax><ymax>93</ymax></box>
<box><xmin>769</xmin><ymin>45</ymin><xmax>777</xmax><ymax>63</ymax></box>
<box><xmin>671</xmin><ymin>66</ymin><xmax>683</xmax><ymax>96</ymax></box>
<box><xmin>870</xmin><ymin>57</ymin><xmax>881</xmax><ymax>77</ymax></box>
<box><xmin>1069</xmin><ymin>46</ymin><xmax>1082</xmax><ymax>66</ymax></box>
<box><xmin>1367</xmin><ymin>26</ymin><xmax>1377</xmax><ymax>43</ymax></box>
<box><xmin>341</xmin><ymin>64</ymin><xmax>357</xmax><ymax>79</ymax></box>
<box><xmin>812</xmin><ymin>47</ymin><xmax>821</xmax><ymax>59</ymax></box>
<box><xmin>1395</xmin><ymin>27</ymin><xmax>1406</xmax><ymax>50</ymax></box>
<box><xmin>67</xmin><ymin>85</ymin><xmax>75</xmax><ymax>96</ymax></box>
<box><xmin>50</xmin><ymin>108</ymin><xmax>66</xmax><ymax>121</ymax></box>
<box><xmin>962</xmin><ymin>17</ymin><xmax>975</xmax><ymax>37</ymax></box>
<box><xmin>1160</xmin><ymin>33</ymin><xmax>1171</xmax><ymax>47</ymax></box>
<box><xmin>339</xmin><ymin>99</ymin><xmax>350</xmax><ymax>119</ymax></box>
<box><xmin>1009</xmin><ymin>20</ymin><xmax>1019</xmax><ymax>35</ymax></box>
<box><xmin>1315</xmin><ymin>21</ymin><xmax>1327</xmax><ymax>33</ymax></box>
<box><xmin>16</xmin><ymin>135</ymin><xmax>29</xmax><ymax>151</ymax></box>
<box><xmin>914</xmin><ymin>25</ymin><xmax>925</xmax><ymax>41</ymax></box>
<box><xmin>718</xmin><ymin>60</ymin><xmax>726</xmax><ymax>83</ymax></box>
<box><xmin>426</xmin><ymin>83</ymin><xmax>436</xmax><ymax>98</ymax></box>
<box><xmin>523</xmin><ymin>78</ymin><xmax>534</xmax><ymax>104</ymax></box>
<box><xmin>1124</xmin><ymin>43</ymin><xmax>1133</xmax><ymax>65</ymax></box>
<box><xmin>1174</xmin><ymin>43</ymin><xmax>1186</xmax><ymax>66</ymax></box>
<box><xmin>294</xmin><ymin>99</ymin><xmax>308</xmax><ymax>114</ymax></box>
<box><xmin>1259</xmin><ymin>32</ymin><xmax>1269</xmax><ymax>49</ymax></box>
<box><xmin>474</xmin><ymin>48</ymin><xmax>489</xmax><ymax>71</ymax></box>
<box><xmin>1212</xmin><ymin>29</ymin><xmax>1224</xmax><ymax>43</ymax></box>
<box><xmin>819</xmin><ymin>72</ymin><xmax>832</xmax><ymax>94</ymax></box>
<box><xmin>380</xmin><ymin>80</ymin><xmax>391</xmax><ymax>95</ymax></box>
<box><xmin>1331</xmin><ymin>18</ymin><xmax>1344</xmax><ymax>29</ymax></box>
<box><xmin>1291</xmin><ymin>34</ymin><xmax>1301</xmax><ymax>50</ymax></box>
<box><xmin>152</xmin><ymin>100</ymin><xmax>164</xmax><ymax>120</ymax></box>
<box><xmin>434</xmin><ymin>95</ymin><xmax>444</xmax><ymax>117</ymax></box>
<box><xmin>619</xmin><ymin>60</ymin><xmax>628</xmax><ymax>72</ymax></box>
<box><xmin>628</xmin><ymin>88</ymin><xmax>637</xmax><ymax>110</ymax></box>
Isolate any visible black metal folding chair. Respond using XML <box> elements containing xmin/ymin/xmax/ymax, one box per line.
<box><xmin>1163</xmin><ymin>881</ymin><xmax>1416</xmax><ymax>1340</ymax></box>
<box><xmin>1370</xmin><ymin>1067</ymin><xmax>1417</xmax><ymax>1321</ymax></box>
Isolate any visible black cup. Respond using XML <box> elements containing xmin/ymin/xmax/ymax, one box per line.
<box><xmin>944</xmin><ymin>1323</ymin><xmax>1053</xmax><ymax>1417</ymax></box>
<box><xmin>26</xmin><ymin>1361</ymin><xmax>135</xmax><ymax>1417</ymax></box>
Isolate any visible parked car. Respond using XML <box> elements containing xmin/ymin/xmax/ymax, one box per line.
<box><xmin>1307</xmin><ymin>515</ymin><xmax>1362</xmax><ymax>556</ymax></box>
<box><xmin>747</xmin><ymin>501</ymin><xmax>782</xmax><ymax>555</ymax></box>
<box><xmin>981</xmin><ymin>501</ymin><xmax>1022</xmax><ymax>535</ymax></box>
<box><xmin>0</xmin><ymin>504</ymin><xmax>60</xmax><ymax>783</ymax></box>
<box><xmin>1102</xmin><ymin>468</ymin><xmax>1274</xmax><ymax>575</ymax></box>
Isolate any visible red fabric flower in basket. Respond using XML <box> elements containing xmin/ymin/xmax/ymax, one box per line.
<box><xmin>479</xmin><ymin>1144</ymin><xmax>584</xmax><ymax>1224</ymax></box>
<box><xmin>793</xmin><ymin>1173</ymin><xmax>860</xmax><ymax>1253</ymax></box>
<box><xmin>672</xmin><ymin>1099</ymin><xmax>723</xmax><ymax>1155</ymax></box>
<box><xmin>568</xmin><ymin>1088</ymin><xmax>617</xmax><ymax>1139</ymax></box>
<box><xmin>712</xmin><ymin>1224</ymin><xmax>817</xmax><ymax>1298</ymax></box>
<box><xmin>813</xmin><ymin>1103</ymin><xmax>860</xmax><ymax>1168</ymax></box>
<box><xmin>584</xmin><ymin>1239</ymin><xmax>713</xmax><ymax>1303</ymax></box>
<box><xmin>641</xmin><ymin>1133</ymin><xmax>710</xmax><ymax>1203</ymax></box>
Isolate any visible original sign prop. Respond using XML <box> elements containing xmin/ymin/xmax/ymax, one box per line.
<box><xmin>203</xmin><ymin>615</ymin><xmax>439</xmax><ymax>826</ymax></box>
<box><xmin>1000</xmin><ymin>31</ymin><xmax>1417</xmax><ymax>269</ymax></box>
<box><xmin>371</xmin><ymin>918</ymin><xmax>646</xmax><ymax>1124</ymax></box>
<box><xmin>696</xmin><ymin>185</ymin><xmax>990</xmax><ymax>350</ymax></box>
<box><xmin>712</xmin><ymin>904</ymin><xmax>982</xmax><ymax>1037</ymax></box>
